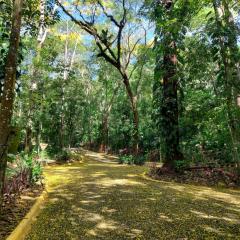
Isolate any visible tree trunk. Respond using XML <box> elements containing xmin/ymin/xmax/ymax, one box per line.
<box><xmin>27</xmin><ymin>0</ymin><xmax>59</xmax><ymax>154</ymax></box>
<box><xmin>99</xmin><ymin>114</ymin><xmax>109</xmax><ymax>153</ymax></box>
<box><xmin>0</xmin><ymin>0</ymin><xmax>23</xmax><ymax>209</ymax></box>
<box><xmin>161</xmin><ymin>47</ymin><xmax>183</xmax><ymax>169</ymax></box>
<box><xmin>36</xmin><ymin>120</ymin><xmax>42</xmax><ymax>154</ymax></box>
<box><xmin>154</xmin><ymin>0</ymin><xmax>183</xmax><ymax>170</ymax></box>
<box><xmin>30</xmin><ymin>0</ymin><xmax>46</xmax><ymax>154</ymax></box>
<box><xmin>122</xmin><ymin>73</ymin><xmax>139</xmax><ymax>155</ymax></box>
<box><xmin>213</xmin><ymin>0</ymin><xmax>240</xmax><ymax>166</ymax></box>
<box><xmin>24</xmin><ymin>126</ymin><xmax>33</xmax><ymax>152</ymax></box>
<box><xmin>60</xmin><ymin>103</ymin><xmax>65</xmax><ymax>150</ymax></box>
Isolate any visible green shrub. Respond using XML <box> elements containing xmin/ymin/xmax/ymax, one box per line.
<box><xmin>56</xmin><ymin>150</ymin><xmax>71</xmax><ymax>163</ymax></box>
<box><xmin>7</xmin><ymin>153</ymin><xmax>43</xmax><ymax>184</ymax></box>
<box><xmin>19</xmin><ymin>153</ymin><xmax>43</xmax><ymax>183</ymax></box>
<box><xmin>119</xmin><ymin>154</ymin><xmax>134</xmax><ymax>165</ymax></box>
<box><xmin>119</xmin><ymin>154</ymin><xmax>146</xmax><ymax>165</ymax></box>
<box><xmin>134</xmin><ymin>155</ymin><xmax>146</xmax><ymax>166</ymax></box>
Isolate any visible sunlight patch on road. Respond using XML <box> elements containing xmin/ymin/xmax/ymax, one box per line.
<box><xmin>159</xmin><ymin>214</ymin><xmax>173</xmax><ymax>222</ymax></box>
<box><xmin>96</xmin><ymin>220</ymin><xmax>118</xmax><ymax>230</ymax></box>
<box><xmin>190</xmin><ymin>210</ymin><xmax>240</xmax><ymax>224</ymax></box>
<box><xmin>95</xmin><ymin>178</ymin><xmax>145</xmax><ymax>187</ymax></box>
<box><xmin>91</xmin><ymin>172</ymin><xmax>107</xmax><ymax>177</ymax></box>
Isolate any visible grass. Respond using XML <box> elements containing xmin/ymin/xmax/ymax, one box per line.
<box><xmin>26</xmin><ymin>151</ymin><xmax>240</xmax><ymax>240</ymax></box>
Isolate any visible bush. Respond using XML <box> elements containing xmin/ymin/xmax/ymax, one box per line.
<box><xmin>133</xmin><ymin>155</ymin><xmax>146</xmax><ymax>166</ymax></box>
<box><xmin>18</xmin><ymin>153</ymin><xmax>42</xmax><ymax>183</ymax></box>
<box><xmin>146</xmin><ymin>150</ymin><xmax>160</xmax><ymax>162</ymax></box>
<box><xmin>119</xmin><ymin>154</ymin><xmax>134</xmax><ymax>164</ymax></box>
<box><xmin>119</xmin><ymin>154</ymin><xmax>146</xmax><ymax>165</ymax></box>
<box><xmin>69</xmin><ymin>151</ymin><xmax>82</xmax><ymax>161</ymax></box>
<box><xmin>4</xmin><ymin>153</ymin><xmax>43</xmax><ymax>199</ymax></box>
<box><xmin>56</xmin><ymin>150</ymin><xmax>71</xmax><ymax>163</ymax></box>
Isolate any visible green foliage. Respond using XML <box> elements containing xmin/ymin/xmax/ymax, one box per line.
<box><xmin>56</xmin><ymin>150</ymin><xmax>71</xmax><ymax>163</ymax></box>
<box><xmin>7</xmin><ymin>152</ymin><xmax>42</xmax><ymax>184</ymax></box>
<box><xmin>134</xmin><ymin>155</ymin><xmax>146</xmax><ymax>166</ymax></box>
<box><xmin>119</xmin><ymin>154</ymin><xmax>134</xmax><ymax>165</ymax></box>
<box><xmin>19</xmin><ymin>153</ymin><xmax>42</xmax><ymax>183</ymax></box>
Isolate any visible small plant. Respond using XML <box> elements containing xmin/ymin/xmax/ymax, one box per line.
<box><xmin>4</xmin><ymin>153</ymin><xmax>43</xmax><ymax>200</ymax></box>
<box><xmin>19</xmin><ymin>153</ymin><xmax>43</xmax><ymax>183</ymax></box>
<box><xmin>119</xmin><ymin>154</ymin><xmax>134</xmax><ymax>165</ymax></box>
<box><xmin>56</xmin><ymin>149</ymin><xmax>71</xmax><ymax>163</ymax></box>
<box><xmin>133</xmin><ymin>155</ymin><xmax>146</xmax><ymax>166</ymax></box>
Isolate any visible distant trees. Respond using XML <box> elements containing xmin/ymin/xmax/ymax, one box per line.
<box><xmin>57</xmin><ymin>0</ymin><xmax>151</xmax><ymax>155</ymax></box>
<box><xmin>24</xmin><ymin>0</ymin><xmax>59</xmax><ymax>154</ymax></box>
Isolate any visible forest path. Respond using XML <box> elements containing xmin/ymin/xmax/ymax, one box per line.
<box><xmin>26</xmin><ymin>150</ymin><xmax>240</xmax><ymax>240</ymax></box>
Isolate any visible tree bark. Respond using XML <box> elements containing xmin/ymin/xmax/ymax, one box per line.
<box><xmin>161</xmin><ymin>48</ymin><xmax>183</xmax><ymax>169</ymax></box>
<box><xmin>0</xmin><ymin>0</ymin><xmax>23</xmax><ymax>209</ymax></box>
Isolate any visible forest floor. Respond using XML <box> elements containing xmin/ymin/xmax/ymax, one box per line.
<box><xmin>25</xmin><ymin>150</ymin><xmax>240</xmax><ymax>240</ymax></box>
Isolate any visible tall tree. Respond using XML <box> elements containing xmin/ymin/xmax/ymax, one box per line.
<box><xmin>154</xmin><ymin>0</ymin><xmax>183</xmax><ymax>170</ymax></box>
<box><xmin>25</xmin><ymin>0</ymin><xmax>59</xmax><ymax>153</ymax></box>
<box><xmin>0</xmin><ymin>0</ymin><xmax>23</xmax><ymax>208</ymax></box>
<box><xmin>153</xmin><ymin>0</ymin><xmax>198</xmax><ymax>170</ymax></box>
<box><xmin>212</xmin><ymin>0</ymin><xmax>240</xmax><ymax>165</ymax></box>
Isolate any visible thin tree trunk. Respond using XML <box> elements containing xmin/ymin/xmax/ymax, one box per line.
<box><xmin>59</xmin><ymin>24</ymin><xmax>78</xmax><ymax>150</ymax></box>
<box><xmin>26</xmin><ymin>0</ymin><xmax>46</xmax><ymax>154</ymax></box>
<box><xmin>0</xmin><ymin>0</ymin><xmax>23</xmax><ymax>209</ymax></box>
<box><xmin>24</xmin><ymin>126</ymin><xmax>33</xmax><ymax>152</ymax></box>
<box><xmin>99</xmin><ymin>81</ymin><xmax>121</xmax><ymax>153</ymax></box>
<box><xmin>36</xmin><ymin>120</ymin><xmax>42</xmax><ymax>154</ymax></box>
<box><xmin>28</xmin><ymin>0</ymin><xmax>59</xmax><ymax>154</ymax></box>
<box><xmin>99</xmin><ymin>114</ymin><xmax>109</xmax><ymax>153</ymax></box>
<box><xmin>122</xmin><ymin>73</ymin><xmax>139</xmax><ymax>155</ymax></box>
<box><xmin>33</xmin><ymin>0</ymin><xmax>46</xmax><ymax>153</ymax></box>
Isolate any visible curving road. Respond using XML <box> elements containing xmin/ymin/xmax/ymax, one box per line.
<box><xmin>26</xmin><ymin>151</ymin><xmax>240</xmax><ymax>240</ymax></box>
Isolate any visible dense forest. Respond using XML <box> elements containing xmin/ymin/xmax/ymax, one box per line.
<box><xmin>0</xmin><ymin>0</ymin><xmax>240</xmax><ymax>239</ymax></box>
